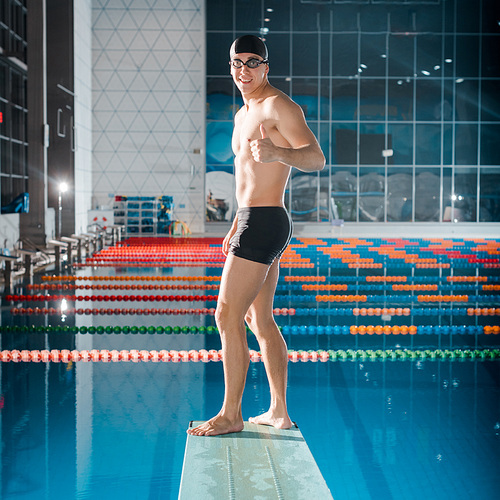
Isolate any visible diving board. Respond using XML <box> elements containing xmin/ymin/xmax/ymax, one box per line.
<box><xmin>179</xmin><ymin>421</ymin><xmax>333</xmax><ymax>499</ymax></box>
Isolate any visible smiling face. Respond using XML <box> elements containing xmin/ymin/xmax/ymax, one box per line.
<box><xmin>230</xmin><ymin>53</ymin><xmax>269</xmax><ymax>97</ymax></box>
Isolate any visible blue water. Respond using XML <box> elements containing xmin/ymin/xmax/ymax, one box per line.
<box><xmin>1</xmin><ymin>237</ymin><xmax>500</xmax><ymax>499</ymax></box>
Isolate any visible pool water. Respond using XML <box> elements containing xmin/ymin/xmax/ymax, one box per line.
<box><xmin>1</xmin><ymin>237</ymin><xmax>499</xmax><ymax>499</ymax></box>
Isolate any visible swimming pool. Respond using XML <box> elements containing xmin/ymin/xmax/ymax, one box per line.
<box><xmin>1</xmin><ymin>237</ymin><xmax>499</xmax><ymax>499</ymax></box>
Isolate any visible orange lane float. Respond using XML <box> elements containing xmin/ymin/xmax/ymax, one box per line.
<box><xmin>353</xmin><ymin>307</ymin><xmax>411</xmax><ymax>316</ymax></box>
<box><xmin>392</xmin><ymin>284</ymin><xmax>438</xmax><ymax>291</ymax></box>
<box><xmin>284</xmin><ymin>276</ymin><xmax>326</xmax><ymax>282</ymax></box>
<box><xmin>302</xmin><ymin>284</ymin><xmax>348</xmax><ymax>291</ymax></box>
<box><xmin>316</xmin><ymin>295</ymin><xmax>367</xmax><ymax>302</ymax></box>
<box><xmin>467</xmin><ymin>308</ymin><xmax>500</xmax><ymax>316</ymax></box>
<box><xmin>417</xmin><ymin>295</ymin><xmax>469</xmax><ymax>302</ymax></box>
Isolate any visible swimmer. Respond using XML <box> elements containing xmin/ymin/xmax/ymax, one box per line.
<box><xmin>188</xmin><ymin>35</ymin><xmax>325</xmax><ymax>437</ymax></box>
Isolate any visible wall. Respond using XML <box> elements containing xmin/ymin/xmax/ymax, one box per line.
<box><xmin>92</xmin><ymin>0</ymin><xmax>206</xmax><ymax>233</ymax></box>
<box><xmin>74</xmin><ymin>0</ymin><xmax>94</xmax><ymax>234</ymax></box>
<box><xmin>207</xmin><ymin>0</ymin><xmax>500</xmax><ymax>230</ymax></box>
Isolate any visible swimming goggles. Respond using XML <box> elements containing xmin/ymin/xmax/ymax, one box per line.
<box><xmin>230</xmin><ymin>58</ymin><xmax>268</xmax><ymax>69</ymax></box>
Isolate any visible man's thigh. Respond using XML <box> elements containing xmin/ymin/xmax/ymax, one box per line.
<box><xmin>217</xmin><ymin>254</ymin><xmax>271</xmax><ymax>317</ymax></box>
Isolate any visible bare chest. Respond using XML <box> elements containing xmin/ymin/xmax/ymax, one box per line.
<box><xmin>232</xmin><ymin>107</ymin><xmax>264</xmax><ymax>156</ymax></box>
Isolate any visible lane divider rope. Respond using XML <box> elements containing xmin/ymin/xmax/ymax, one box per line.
<box><xmin>1</xmin><ymin>348</ymin><xmax>498</xmax><ymax>363</ymax></box>
<box><xmin>9</xmin><ymin>306</ymin><xmax>500</xmax><ymax>317</ymax></box>
<box><xmin>1</xmin><ymin>324</ymin><xmax>498</xmax><ymax>335</ymax></box>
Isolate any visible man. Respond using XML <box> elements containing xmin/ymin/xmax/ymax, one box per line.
<box><xmin>188</xmin><ymin>35</ymin><xmax>325</xmax><ymax>437</ymax></box>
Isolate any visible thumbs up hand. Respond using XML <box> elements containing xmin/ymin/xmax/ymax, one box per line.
<box><xmin>249</xmin><ymin>124</ymin><xmax>278</xmax><ymax>163</ymax></box>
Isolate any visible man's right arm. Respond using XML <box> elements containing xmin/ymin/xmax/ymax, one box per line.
<box><xmin>222</xmin><ymin>215</ymin><xmax>238</xmax><ymax>256</ymax></box>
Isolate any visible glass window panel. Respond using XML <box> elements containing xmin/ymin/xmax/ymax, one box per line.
<box><xmin>443</xmin><ymin>124</ymin><xmax>453</xmax><ymax>164</ymax></box>
<box><xmin>416</xmin><ymin>124</ymin><xmax>441</xmax><ymax>165</ymax></box>
<box><xmin>360</xmin><ymin>8</ymin><xmax>388</xmax><ymax>33</ymax></box>
<box><xmin>442</xmin><ymin>167</ymin><xmax>453</xmax><ymax>221</ymax></box>
<box><xmin>235</xmin><ymin>2</ymin><xmax>261</xmax><ymax>31</ymax></box>
<box><xmin>266</xmin><ymin>34</ymin><xmax>290</xmax><ymax>77</ymax></box>
<box><xmin>0</xmin><ymin>63</ymin><xmax>6</xmax><ymax>101</ymax></box>
<box><xmin>207</xmin><ymin>33</ymin><xmax>235</xmax><ymax>76</ymax></box>
<box><xmin>479</xmin><ymin>168</ymin><xmax>500</xmax><ymax>222</ymax></box>
<box><xmin>387</xmin><ymin>168</ymin><xmax>413</xmax><ymax>222</ymax></box>
<box><xmin>442</xmin><ymin>81</ymin><xmax>453</xmax><ymax>121</ymax></box>
<box><xmin>482</xmin><ymin>37</ymin><xmax>499</xmax><ymax>78</ymax></box>
<box><xmin>319</xmin><ymin>79</ymin><xmax>330</xmax><ymax>121</ymax></box>
<box><xmin>359</xmin><ymin>123</ymin><xmax>386</xmax><ymax>165</ymax></box>
<box><xmin>388</xmin><ymin>124</ymin><xmax>413</xmax><ymax>165</ymax></box>
<box><xmin>482</xmin><ymin>4</ymin><xmax>500</xmax><ymax>34</ymax></box>
<box><xmin>455</xmin><ymin>124</ymin><xmax>478</xmax><ymax>165</ymax></box>
<box><xmin>263</xmin><ymin>0</ymin><xmax>290</xmax><ymax>32</ymax></box>
<box><xmin>332</xmin><ymin>35</ymin><xmax>357</xmax><ymax>77</ymax></box>
<box><xmin>414</xmin><ymin>5</ymin><xmax>442</xmax><ymax>33</ymax></box>
<box><xmin>207</xmin><ymin>0</ymin><xmax>233</xmax><ymax>31</ymax></box>
<box><xmin>480</xmin><ymin>125</ymin><xmax>500</xmax><ymax>166</ymax></box>
<box><xmin>13</xmin><ymin>175</ymin><xmax>27</xmax><ymax>198</ymax></box>
<box><xmin>289</xmin><ymin>171</ymin><xmax>319</xmax><ymax>222</ymax></box>
<box><xmin>415</xmin><ymin>80</ymin><xmax>442</xmax><ymax>121</ymax></box>
<box><xmin>332</xmin><ymin>123</ymin><xmax>357</xmax><ymax>165</ymax></box>
<box><xmin>443</xmin><ymin>35</ymin><xmax>454</xmax><ymax>77</ymax></box>
<box><xmin>417</xmin><ymin>35</ymin><xmax>442</xmax><ymax>78</ymax></box>
<box><xmin>331</xmin><ymin>167</ymin><xmax>357</xmax><ymax>222</ymax></box>
<box><xmin>453</xmin><ymin>168</ymin><xmax>478</xmax><ymax>222</ymax></box>
<box><xmin>292</xmin><ymin>79</ymin><xmax>318</xmax><ymax>120</ymax></box>
<box><xmin>359</xmin><ymin>79</ymin><xmax>385</xmax><ymax>121</ymax></box>
<box><xmin>207</xmin><ymin>78</ymin><xmax>234</xmax><ymax>121</ymax></box>
<box><xmin>456</xmin><ymin>0</ymin><xmax>480</xmax><ymax>33</ymax></box>
<box><xmin>455</xmin><ymin>79</ymin><xmax>479</xmax><ymax>121</ymax></box>
<box><xmin>292</xmin><ymin>0</ymin><xmax>329</xmax><ymax>32</ymax></box>
<box><xmin>1</xmin><ymin>138</ymin><xmax>9</xmax><ymax>176</ymax></box>
<box><xmin>332</xmin><ymin>79</ymin><xmax>357</xmax><ymax>121</ymax></box>
<box><xmin>389</xmin><ymin>34</ymin><xmax>414</xmax><ymax>77</ymax></box>
<box><xmin>11</xmin><ymin>106</ymin><xmax>24</xmax><ymax>142</ymax></box>
<box><xmin>359</xmin><ymin>167</ymin><xmax>385</xmax><ymax>222</ymax></box>
<box><xmin>206</xmin><ymin>121</ymin><xmax>233</xmax><ymax>167</ymax></box>
<box><xmin>320</xmin><ymin>34</ymin><xmax>331</xmax><ymax>78</ymax></box>
<box><xmin>481</xmin><ymin>80</ymin><xmax>500</xmax><ymax>121</ymax></box>
<box><xmin>388</xmin><ymin>78</ymin><xmax>413</xmax><ymax>121</ymax></box>
<box><xmin>269</xmin><ymin>77</ymin><xmax>290</xmax><ymax>96</ymax></box>
<box><xmin>456</xmin><ymin>35</ymin><xmax>479</xmax><ymax>77</ymax></box>
<box><xmin>11</xmin><ymin>70</ymin><xmax>24</xmax><ymax>106</ymax></box>
<box><xmin>318</xmin><ymin>122</ymin><xmax>330</xmax><ymax>166</ymax></box>
<box><xmin>415</xmin><ymin>168</ymin><xmax>441</xmax><ymax>222</ymax></box>
<box><xmin>319</xmin><ymin>170</ymin><xmax>331</xmax><ymax>222</ymax></box>
<box><xmin>332</xmin><ymin>5</ymin><xmax>358</xmax><ymax>32</ymax></box>
<box><xmin>11</xmin><ymin>141</ymin><xmax>23</xmax><ymax>177</ymax></box>
<box><xmin>388</xmin><ymin>9</ymin><xmax>414</xmax><ymax>34</ymax></box>
<box><xmin>360</xmin><ymin>35</ymin><xmax>387</xmax><ymax>77</ymax></box>
<box><xmin>293</xmin><ymin>34</ymin><xmax>318</xmax><ymax>77</ymax></box>
<box><xmin>1</xmin><ymin>176</ymin><xmax>12</xmax><ymax>205</ymax></box>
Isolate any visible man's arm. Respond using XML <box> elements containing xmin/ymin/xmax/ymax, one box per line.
<box><xmin>249</xmin><ymin>99</ymin><xmax>325</xmax><ymax>172</ymax></box>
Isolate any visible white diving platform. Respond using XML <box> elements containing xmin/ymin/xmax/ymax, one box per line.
<box><xmin>179</xmin><ymin>421</ymin><xmax>333</xmax><ymax>499</ymax></box>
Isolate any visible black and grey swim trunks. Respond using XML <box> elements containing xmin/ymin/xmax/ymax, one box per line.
<box><xmin>229</xmin><ymin>206</ymin><xmax>293</xmax><ymax>265</ymax></box>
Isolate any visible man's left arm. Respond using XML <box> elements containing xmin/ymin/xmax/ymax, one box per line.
<box><xmin>249</xmin><ymin>100</ymin><xmax>325</xmax><ymax>172</ymax></box>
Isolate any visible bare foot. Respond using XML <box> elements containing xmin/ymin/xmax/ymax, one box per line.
<box><xmin>248</xmin><ymin>410</ymin><xmax>292</xmax><ymax>429</ymax></box>
<box><xmin>187</xmin><ymin>414</ymin><xmax>244</xmax><ymax>436</ymax></box>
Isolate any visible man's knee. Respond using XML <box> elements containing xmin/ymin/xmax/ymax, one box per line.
<box><xmin>215</xmin><ymin>302</ymin><xmax>243</xmax><ymax>330</ymax></box>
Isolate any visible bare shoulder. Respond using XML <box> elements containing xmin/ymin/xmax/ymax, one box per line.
<box><xmin>264</xmin><ymin>88</ymin><xmax>303</xmax><ymax>116</ymax></box>
<box><xmin>261</xmin><ymin>90</ymin><xmax>306</xmax><ymax>128</ymax></box>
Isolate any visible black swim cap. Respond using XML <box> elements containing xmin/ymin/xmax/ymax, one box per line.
<box><xmin>230</xmin><ymin>35</ymin><xmax>268</xmax><ymax>60</ymax></box>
